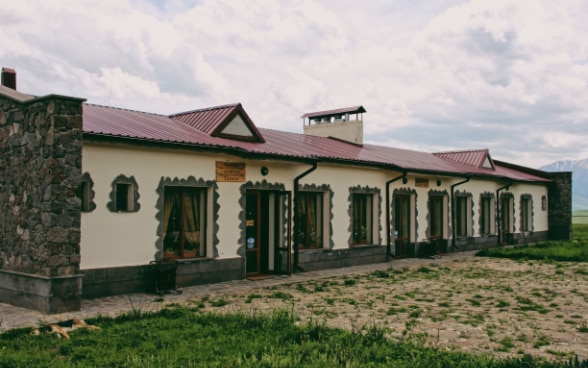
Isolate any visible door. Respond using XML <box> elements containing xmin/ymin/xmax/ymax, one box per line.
<box><xmin>501</xmin><ymin>195</ymin><xmax>514</xmax><ymax>245</ymax></box>
<box><xmin>394</xmin><ymin>194</ymin><xmax>411</xmax><ymax>258</ymax></box>
<box><xmin>245</xmin><ymin>190</ymin><xmax>291</xmax><ymax>276</ymax></box>
<box><xmin>245</xmin><ymin>192</ymin><xmax>261</xmax><ymax>275</ymax></box>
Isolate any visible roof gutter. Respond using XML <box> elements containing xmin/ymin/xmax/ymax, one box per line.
<box><xmin>496</xmin><ymin>181</ymin><xmax>513</xmax><ymax>246</ymax></box>
<box><xmin>293</xmin><ymin>161</ymin><xmax>318</xmax><ymax>272</ymax></box>
<box><xmin>451</xmin><ymin>177</ymin><xmax>470</xmax><ymax>249</ymax></box>
<box><xmin>386</xmin><ymin>172</ymin><xmax>408</xmax><ymax>260</ymax></box>
<box><xmin>82</xmin><ymin>132</ymin><xmax>317</xmax><ymax>165</ymax></box>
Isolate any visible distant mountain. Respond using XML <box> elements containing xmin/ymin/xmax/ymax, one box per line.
<box><xmin>540</xmin><ymin>159</ymin><xmax>588</xmax><ymax>210</ymax></box>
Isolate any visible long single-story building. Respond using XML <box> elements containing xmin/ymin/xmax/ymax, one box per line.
<box><xmin>0</xmin><ymin>68</ymin><xmax>572</xmax><ymax>313</ymax></box>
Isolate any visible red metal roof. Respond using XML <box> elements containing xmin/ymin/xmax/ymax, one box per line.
<box><xmin>82</xmin><ymin>103</ymin><xmax>550</xmax><ymax>183</ymax></box>
<box><xmin>170</xmin><ymin>103</ymin><xmax>238</xmax><ymax>134</ymax></box>
<box><xmin>435</xmin><ymin>149</ymin><xmax>492</xmax><ymax>169</ymax></box>
<box><xmin>301</xmin><ymin>106</ymin><xmax>366</xmax><ymax>119</ymax></box>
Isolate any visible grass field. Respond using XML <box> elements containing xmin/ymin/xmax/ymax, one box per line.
<box><xmin>2</xmin><ymin>226</ymin><xmax>588</xmax><ymax>367</ymax></box>
<box><xmin>476</xmin><ymin>223</ymin><xmax>588</xmax><ymax>262</ymax></box>
<box><xmin>0</xmin><ymin>308</ymin><xmax>569</xmax><ymax>367</ymax></box>
<box><xmin>572</xmin><ymin>210</ymin><xmax>588</xmax><ymax>224</ymax></box>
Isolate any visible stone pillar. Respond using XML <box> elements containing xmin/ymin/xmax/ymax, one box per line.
<box><xmin>547</xmin><ymin>172</ymin><xmax>572</xmax><ymax>241</ymax></box>
<box><xmin>0</xmin><ymin>93</ymin><xmax>84</xmax><ymax>313</ymax></box>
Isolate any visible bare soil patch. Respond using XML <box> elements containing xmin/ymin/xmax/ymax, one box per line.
<box><xmin>190</xmin><ymin>256</ymin><xmax>588</xmax><ymax>361</ymax></box>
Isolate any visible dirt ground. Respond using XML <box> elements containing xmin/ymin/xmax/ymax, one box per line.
<box><xmin>192</xmin><ymin>256</ymin><xmax>588</xmax><ymax>362</ymax></box>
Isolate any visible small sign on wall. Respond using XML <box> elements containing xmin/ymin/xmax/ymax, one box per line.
<box><xmin>415</xmin><ymin>178</ymin><xmax>429</xmax><ymax>188</ymax></box>
<box><xmin>216</xmin><ymin>161</ymin><xmax>246</xmax><ymax>182</ymax></box>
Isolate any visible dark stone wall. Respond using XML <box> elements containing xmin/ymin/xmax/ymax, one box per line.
<box><xmin>450</xmin><ymin>231</ymin><xmax>549</xmax><ymax>252</ymax></box>
<box><xmin>82</xmin><ymin>257</ymin><xmax>245</xmax><ymax>298</ymax></box>
<box><xmin>547</xmin><ymin>172</ymin><xmax>572</xmax><ymax>241</ymax></box>
<box><xmin>297</xmin><ymin>245</ymin><xmax>387</xmax><ymax>272</ymax></box>
<box><xmin>0</xmin><ymin>94</ymin><xmax>84</xmax><ymax>312</ymax></box>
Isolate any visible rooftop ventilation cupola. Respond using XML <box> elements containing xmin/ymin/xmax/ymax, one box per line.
<box><xmin>301</xmin><ymin>105</ymin><xmax>366</xmax><ymax>145</ymax></box>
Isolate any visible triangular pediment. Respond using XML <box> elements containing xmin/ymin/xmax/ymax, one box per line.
<box><xmin>211</xmin><ymin>104</ymin><xmax>264</xmax><ymax>142</ymax></box>
<box><xmin>170</xmin><ymin>103</ymin><xmax>264</xmax><ymax>142</ymax></box>
<box><xmin>218</xmin><ymin>114</ymin><xmax>255</xmax><ymax>138</ymax></box>
<box><xmin>482</xmin><ymin>154</ymin><xmax>495</xmax><ymax>169</ymax></box>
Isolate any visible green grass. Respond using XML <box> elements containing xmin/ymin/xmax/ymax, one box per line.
<box><xmin>0</xmin><ymin>307</ymin><xmax>567</xmax><ymax>367</ymax></box>
<box><xmin>476</xmin><ymin>224</ymin><xmax>588</xmax><ymax>262</ymax></box>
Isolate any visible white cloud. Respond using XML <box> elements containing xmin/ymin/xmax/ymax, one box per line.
<box><xmin>1</xmin><ymin>0</ymin><xmax>588</xmax><ymax>168</ymax></box>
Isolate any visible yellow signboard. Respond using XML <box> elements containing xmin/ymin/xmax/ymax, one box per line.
<box><xmin>216</xmin><ymin>161</ymin><xmax>246</xmax><ymax>182</ymax></box>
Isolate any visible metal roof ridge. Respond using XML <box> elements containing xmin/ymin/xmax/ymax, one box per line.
<box><xmin>83</xmin><ymin>102</ymin><xmax>169</xmax><ymax>117</ymax></box>
<box><xmin>169</xmin><ymin>102</ymin><xmax>241</xmax><ymax>118</ymax></box>
<box><xmin>434</xmin><ymin>148</ymin><xmax>489</xmax><ymax>155</ymax></box>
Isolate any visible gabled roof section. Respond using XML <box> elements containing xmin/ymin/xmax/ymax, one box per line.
<box><xmin>434</xmin><ymin>149</ymin><xmax>495</xmax><ymax>170</ymax></box>
<box><xmin>301</xmin><ymin>105</ymin><xmax>366</xmax><ymax>119</ymax></box>
<box><xmin>170</xmin><ymin>103</ymin><xmax>265</xmax><ymax>142</ymax></box>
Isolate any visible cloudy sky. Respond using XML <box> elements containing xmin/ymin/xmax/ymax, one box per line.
<box><xmin>2</xmin><ymin>0</ymin><xmax>588</xmax><ymax>168</ymax></box>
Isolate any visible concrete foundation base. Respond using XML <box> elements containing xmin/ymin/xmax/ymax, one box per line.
<box><xmin>297</xmin><ymin>245</ymin><xmax>387</xmax><ymax>272</ymax></box>
<box><xmin>0</xmin><ymin>269</ymin><xmax>82</xmax><ymax>313</ymax></box>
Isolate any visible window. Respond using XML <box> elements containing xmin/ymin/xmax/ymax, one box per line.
<box><xmin>520</xmin><ymin>195</ymin><xmax>533</xmax><ymax>232</ymax></box>
<box><xmin>108</xmin><ymin>175</ymin><xmax>140</xmax><ymax>213</ymax></box>
<box><xmin>297</xmin><ymin>192</ymin><xmax>323</xmax><ymax>250</ymax></box>
<box><xmin>453</xmin><ymin>192</ymin><xmax>474</xmax><ymax>237</ymax></box>
<box><xmin>352</xmin><ymin>194</ymin><xmax>373</xmax><ymax>244</ymax></box>
<box><xmin>115</xmin><ymin>183</ymin><xmax>132</xmax><ymax>211</ymax></box>
<box><xmin>429</xmin><ymin>195</ymin><xmax>444</xmax><ymax>239</ymax></box>
<box><xmin>480</xmin><ymin>195</ymin><xmax>494</xmax><ymax>235</ymax></box>
<box><xmin>501</xmin><ymin>194</ymin><xmax>514</xmax><ymax>234</ymax></box>
<box><xmin>455</xmin><ymin>197</ymin><xmax>467</xmax><ymax>237</ymax></box>
<box><xmin>80</xmin><ymin>172</ymin><xmax>96</xmax><ymax>212</ymax></box>
<box><xmin>163</xmin><ymin>187</ymin><xmax>207</xmax><ymax>258</ymax></box>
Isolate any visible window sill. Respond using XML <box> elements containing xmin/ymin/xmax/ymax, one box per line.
<box><xmin>299</xmin><ymin>247</ymin><xmax>324</xmax><ymax>252</ymax></box>
<box><xmin>351</xmin><ymin>243</ymin><xmax>381</xmax><ymax>248</ymax></box>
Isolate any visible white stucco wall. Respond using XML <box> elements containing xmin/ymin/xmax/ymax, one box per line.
<box><xmin>82</xmin><ymin>143</ymin><xmax>313</xmax><ymax>269</ymax></box>
<box><xmin>299</xmin><ymin>164</ymin><xmax>391</xmax><ymax>249</ymax></box>
<box><xmin>81</xmin><ymin>142</ymin><xmax>550</xmax><ymax>270</ymax></box>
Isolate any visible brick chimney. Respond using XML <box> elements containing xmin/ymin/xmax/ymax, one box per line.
<box><xmin>1</xmin><ymin>67</ymin><xmax>16</xmax><ymax>90</ymax></box>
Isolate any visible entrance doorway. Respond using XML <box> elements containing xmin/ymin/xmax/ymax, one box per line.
<box><xmin>501</xmin><ymin>195</ymin><xmax>514</xmax><ymax>245</ymax></box>
<box><xmin>245</xmin><ymin>190</ymin><xmax>291</xmax><ymax>276</ymax></box>
<box><xmin>394</xmin><ymin>194</ymin><xmax>411</xmax><ymax>258</ymax></box>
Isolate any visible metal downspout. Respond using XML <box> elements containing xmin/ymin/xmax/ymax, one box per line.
<box><xmin>386</xmin><ymin>172</ymin><xmax>407</xmax><ymax>260</ymax></box>
<box><xmin>293</xmin><ymin>161</ymin><xmax>318</xmax><ymax>272</ymax></box>
<box><xmin>496</xmin><ymin>182</ymin><xmax>512</xmax><ymax>246</ymax></box>
<box><xmin>451</xmin><ymin>177</ymin><xmax>470</xmax><ymax>249</ymax></box>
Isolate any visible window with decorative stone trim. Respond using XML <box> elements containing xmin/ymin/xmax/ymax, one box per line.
<box><xmin>349</xmin><ymin>185</ymin><xmax>381</xmax><ymax>247</ymax></box>
<box><xmin>107</xmin><ymin>175</ymin><xmax>140</xmax><ymax>213</ymax></box>
<box><xmin>479</xmin><ymin>193</ymin><xmax>495</xmax><ymax>236</ymax></box>
<box><xmin>352</xmin><ymin>193</ymin><xmax>373</xmax><ymax>245</ymax></box>
<box><xmin>520</xmin><ymin>194</ymin><xmax>533</xmax><ymax>232</ymax></box>
<box><xmin>163</xmin><ymin>186</ymin><xmax>207</xmax><ymax>258</ymax></box>
<box><xmin>156</xmin><ymin>176</ymin><xmax>220</xmax><ymax>260</ymax></box>
<box><xmin>297</xmin><ymin>191</ymin><xmax>324</xmax><ymax>250</ymax></box>
<box><xmin>428</xmin><ymin>191</ymin><xmax>447</xmax><ymax>240</ymax></box>
<box><xmin>454</xmin><ymin>191</ymin><xmax>473</xmax><ymax>237</ymax></box>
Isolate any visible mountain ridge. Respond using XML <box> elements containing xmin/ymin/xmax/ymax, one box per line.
<box><xmin>540</xmin><ymin>159</ymin><xmax>588</xmax><ymax>210</ymax></box>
